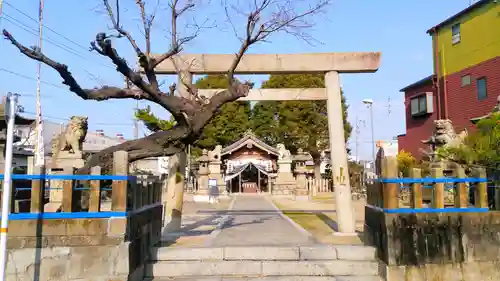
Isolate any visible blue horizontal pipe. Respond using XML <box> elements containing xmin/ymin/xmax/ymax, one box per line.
<box><xmin>2</xmin><ymin>212</ymin><xmax>127</xmax><ymax>220</ymax></box>
<box><xmin>378</xmin><ymin>177</ymin><xmax>487</xmax><ymax>184</ymax></box>
<box><xmin>0</xmin><ymin>174</ymin><xmax>136</xmax><ymax>180</ymax></box>
<box><xmin>366</xmin><ymin>204</ymin><xmax>489</xmax><ymax>214</ymax></box>
<box><xmin>383</xmin><ymin>207</ymin><xmax>489</xmax><ymax>214</ymax></box>
<box><xmin>1</xmin><ymin>202</ymin><xmax>162</xmax><ymax>220</ymax></box>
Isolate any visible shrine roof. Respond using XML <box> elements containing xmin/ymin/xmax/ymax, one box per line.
<box><xmin>221</xmin><ymin>130</ymin><xmax>280</xmax><ymax>156</ymax></box>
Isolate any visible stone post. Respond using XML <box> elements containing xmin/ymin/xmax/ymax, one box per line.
<box><xmin>293</xmin><ymin>149</ymin><xmax>311</xmax><ymax>201</ymax></box>
<box><xmin>193</xmin><ymin>150</ymin><xmax>210</xmax><ymax>202</ymax></box>
<box><xmin>208</xmin><ymin>145</ymin><xmax>226</xmax><ymax>197</ymax></box>
<box><xmin>325</xmin><ymin>71</ymin><xmax>356</xmax><ymax>235</ymax></box>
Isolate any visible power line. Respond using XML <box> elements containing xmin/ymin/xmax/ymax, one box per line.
<box><xmin>22</xmin><ymin>111</ymin><xmax>134</xmax><ymax>126</ymax></box>
<box><xmin>2</xmin><ymin>13</ymin><xmax>115</xmax><ymax>70</ymax></box>
<box><xmin>3</xmin><ymin>14</ymin><xmax>87</xmax><ymax>60</ymax></box>
<box><xmin>4</xmin><ymin>1</ymin><xmax>94</xmax><ymax>53</ymax></box>
<box><xmin>0</xmin><ymin>67</ymin><xmax>65</xmax><ymax>89</ymax></box>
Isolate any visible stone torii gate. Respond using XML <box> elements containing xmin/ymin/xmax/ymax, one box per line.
<box><xmin>155</xmin><ymin>52</ymin><xmax>381</xmax><ymax>235</ymax></box>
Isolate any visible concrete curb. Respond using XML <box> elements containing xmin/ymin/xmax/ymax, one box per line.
<box><xmin>264</xmin><ymin>195</ymin><xmax>318</xmax><ymax>244</ymax></box>
<box><xmin>205</xmin><ymin>195</ymin><xmax>236</xmax><ymax>246</ymax></box>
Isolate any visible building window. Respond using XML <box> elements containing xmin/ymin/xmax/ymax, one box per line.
<box><xmin>410</xmin><ymin>95</ymin><xmax>427</xmax><ymax>116</ymax></box>
<box><xmin>452</xmin><ymin>23</ymin><xmax>461</xmax><ymax>44</ymax></box>
<box><xmin>477</xmin><ymin>77</ymin><xmax>487</xmax><ymax>100</ymax></box>
<box><xmin>410</xmin><ymin>93</ymin><xmax>434</xmax><ymax>117</ymax></box>
<box><xmin>461</xmin><ymin>75</ymin><xmax>471</xmax><ymax>86</ymax></box>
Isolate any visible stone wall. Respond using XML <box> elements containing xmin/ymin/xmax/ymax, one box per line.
<box><xmin>6</xmin><ymin>205</ymin><xmax>162</xmax><ymax>281</ymax></box>
<box><xmin>271</xmin><ymin>182</ymin><xmax>296</xmax><ymax>197</ymax></box>
<box><xmin>364</xmin><ymin>206</ymin><xmax>500</xmax><ymax>281</ymax></box>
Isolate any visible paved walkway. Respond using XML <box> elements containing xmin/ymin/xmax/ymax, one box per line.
<box><xmin>210</xmin><ymin>194</ymin><xmax>315</xmax><ymax>246</ymax></box>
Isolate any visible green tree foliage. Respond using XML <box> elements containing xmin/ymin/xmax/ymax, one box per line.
<box><xmin>194</xmin><ymin>75</ymin><xmax>252</xmax><ymax>150</ymax></box>
<box><xmin>136</xmin><ymin>75</ymin><xmax>252</xmax><ymax>156</ymax></box>
<box><xmin>438</xmin><ymin>113</ymin><xmax>500</xmax><ymax>169</ymax></box>
<box><xmin>136</xmin><ymin>107</ymin><xmax>176</xmax><ymax>132</ymax></box>
<box><xmin>254</xmin><ymin>74</ymin><xmax>352</xmax><ymax>158</ymax></box>
<box><xmin>136</xmin><ymin>74</ymin><xmax>353</xmax><ymax>162</ymax></box>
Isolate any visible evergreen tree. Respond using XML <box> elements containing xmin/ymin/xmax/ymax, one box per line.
<box><xmin>255</xmin><ymin>74</ymin><xmax>352</xmax><ymax>153</ymax></box>
<box><xmin>136</xmin><ymin>75</ymin><xmax>253</xmax><ymax>156</ymax></box>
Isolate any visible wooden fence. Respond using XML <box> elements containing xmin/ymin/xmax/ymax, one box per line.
<box><xmin>306</xmin><ymin>178</ymin><xmax>333</xmax><ymax>195</ymax></box>
<box><xmin>0</xmin><ymin>151</ymin><xmax>162</xmax><ymax>218</ymax></box>
<box><xmin>367</xmin><ymin>156</ymin><xmax>496</xmax><ymax>213</ymax></box>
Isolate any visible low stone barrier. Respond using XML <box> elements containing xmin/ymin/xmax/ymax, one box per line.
<box><xmin>1</xmin><ymin>151</ymin><xmax>163</xmax><ymax>281</ymax></box>
<box><xmin>365</xmin><ymin>156</ymin><xmax>500</xmax><ymax>281</ymax></box>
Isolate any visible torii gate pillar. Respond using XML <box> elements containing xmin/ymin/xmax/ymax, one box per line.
<box><xmin>325</xmin><ymin>71</ymin><xmax>356</xmax><ymax>235</ymax></box>
<box><xmin>154</xmin><ymin>52</ymin><xmax>381</xmax><ymax>235</ymax></box>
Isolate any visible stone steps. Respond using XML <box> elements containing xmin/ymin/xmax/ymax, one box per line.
<box><xmin>150</xmin><ymin>276</ymin><xmax>382</xmax><ymax>281</ymax></box>
<box><xmin>146</xmin><ymin>245</ymin><xmax>381</xmax><ymax>279</ymax></box>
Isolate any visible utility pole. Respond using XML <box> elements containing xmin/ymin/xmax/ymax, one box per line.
<box><xmin>0</xmin><ymin>0</ymin><xmax>4</xmax><ymax>23</ymax></box>
<box><xmin>132</xmin><ymin>100</ymin><xmax>139</xmax><ymax>171</ymax></box>
<box><xmin>34</xmin><ymin>0</ymin><xmax>45</xmax><ymax>166</ymax></box>
<box><xmin>133</xmin><ymin>101</ymin><xmax>139</xmax><ymax>140</ymax></box>
<box><xmin>0</xmin><ymin>93</ymin><xmax>19</xmax><ymax>281</ymax></box>
<box><xmin>355</xmin><ymin>115</ymin><xmax>359</xmax><ymax>163</ymax></box>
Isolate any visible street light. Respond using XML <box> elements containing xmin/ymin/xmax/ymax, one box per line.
<box><xmin>362</xmin><ymin>99</ymin><xmax>376</xmax><ymax>168</ymax></box>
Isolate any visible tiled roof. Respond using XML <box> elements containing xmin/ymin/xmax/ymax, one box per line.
<box><xmin>221</xmin><ymin>130</ymin><xmax>279</xmax><ymax>156</ymax></box>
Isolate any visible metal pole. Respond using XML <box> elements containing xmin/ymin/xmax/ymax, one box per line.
<box><xmin>0</xmin><ymin>93</ymin><xmax>19</xmax><ymax>281</ymax></box>
<box><xmin>355</xmin><ymin>116</ymin><xmax>359</xmax><ymax>163</ymax></box>
<box><xmin>133</xmin><ymin>100</ymin><xmax>139</xmax><ymax>171</ymax></box>
<box><xmin>0</xmin><ymin>0</ymin><xmax>5</xmax><ymax>23</ymax></box>
<box><xmin>369</xmin><ymin>105</ymin><xmax>376</xmax><ymax>166</ymax></box>
<box><xmin>186</xmin><ymin>144</ymin><xmax>191</xmax><ymax>184</ymax></box>
<box><xmin>34</xmin><ymin>0</ymin><xmax>45</xmax><ymax>166</ymax></box>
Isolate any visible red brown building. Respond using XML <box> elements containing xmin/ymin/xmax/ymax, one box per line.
<box><xmin>398</xmin><ymin>1</ymin><xmax>500</xmax><ymax>159</ymax></box>
<box><xmin>397</xmin><ymin>76</ymin><xmax>438</xmax><ymax>159</ymax></box>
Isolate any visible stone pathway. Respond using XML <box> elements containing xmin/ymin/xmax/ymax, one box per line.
<box><xmin>210</xmin><ymin>194</ymin><xmax>315</xmax><ymax>246</ymax></box>
<box><xmin>160</xmin><ymin>200</ymin><xmax>232</xmax><ymax>247</ymax></box>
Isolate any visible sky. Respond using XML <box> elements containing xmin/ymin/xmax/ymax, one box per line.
<box><xmin>0</xmin><ymin>0</ymin><xmax>478</xmax><ymax>161</ymax></box>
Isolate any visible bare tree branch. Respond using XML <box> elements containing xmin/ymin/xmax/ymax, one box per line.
<box><xmin>3</xmin><ymin>29</ymin><xmax>198</xmax><ymax>125</ymax></box>
<box><xmin>3</xmin><ymin>0</ymin><xmax>330</xmax><ymax>173</ymax></box>
<box><xmin>102</xmin><ymin>0</ymin><xmax>143</xmax><ymax>55</ymax></box>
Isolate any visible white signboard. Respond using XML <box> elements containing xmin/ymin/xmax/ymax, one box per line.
<box><xmin>157</xmin><ymin>156</ymin><xmax>169</xmax><ymax>174</ymax></box>
<box><xmin>208</xmin><ymin>179</ymin><xmax>217</xmax><ymax>187</ymax></box>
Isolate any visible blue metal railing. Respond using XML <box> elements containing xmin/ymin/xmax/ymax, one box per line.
<box><xmin>368</xmin><ymin>176</ymin><xmax>492</xmax><ymax>214</ymax></box>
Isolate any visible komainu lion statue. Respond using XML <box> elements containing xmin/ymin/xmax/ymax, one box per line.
<box><xmin>51</xmin><ymin>116</ymin><xmax>88</xmax><ymax>159</ymax></box>
<box><xmin>277</xmin><ymin>143</ymin><xmax>292</xmax><ymax>160</ymax></box>
<box><xmin>422</xmin><ymin>119</ymin><xmax>467</xmax><ymax>148</ymax></box>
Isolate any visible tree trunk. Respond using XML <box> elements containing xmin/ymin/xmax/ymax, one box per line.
<box><xmin>163</xmin><ymin>72</ymin><xmax>192</xmax><ymax>232</ymax></box>
<box><xmin>164</xmin><ymin>152</ymin><xmax>186</xmax><ymax>232</ymax></box>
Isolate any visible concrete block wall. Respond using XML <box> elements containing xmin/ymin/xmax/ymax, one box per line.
<box><xmin>5</xmin><ymin>205</ymin><xmax>163</xmax><ymax>281</ymax></box>
<box><xmin>364</xmin><ymin>206</ymin><xmax>500</xmax><ymax>281</ymax></box>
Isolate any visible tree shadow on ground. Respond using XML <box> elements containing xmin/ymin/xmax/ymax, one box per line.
<box><xmin>316</xmin><ymin>213</ymin><xmax>370</xmax><ymax>245</ymax></box>
<box><xmin>158</xmin><ymin>212</ymin><xmax>274</xmax><ymax>247</ymax></box>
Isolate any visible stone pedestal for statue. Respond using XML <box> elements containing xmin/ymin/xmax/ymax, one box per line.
<box><xmin>194</xmin><ymin>150</ymin><xmax>211</xmax><ymax>203</ymax></box>
<box><xmin>45</xmin><ymin>152</ymin><xmax>84</xmax><ymax>212</ymax></box>
<box><xmin>272</xmin><ymin>144</ymin><xmax>296</xmax><ymax>197</ymax></box>
<box><xmin>273</xmin><ymin>160</ymin><xmax>296</xmax><ymax>197</ymax></box>
<box><xmin>45</xmin><ymin>115</ymin><xmax>88</xmax><ymax>212</ymax></box>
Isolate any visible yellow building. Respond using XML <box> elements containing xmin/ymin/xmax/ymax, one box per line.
<box><xmin>426</xmin><ymin>0</ymin><xmax>500</xmax><ymax>124</ymax></box>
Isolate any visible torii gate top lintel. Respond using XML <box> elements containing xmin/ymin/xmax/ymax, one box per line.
<box><xmin>153</xmin><ymin>52</ymin><xmax>381</xmax><ymax>75</ymax></box>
